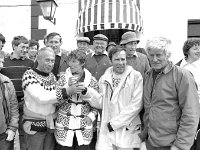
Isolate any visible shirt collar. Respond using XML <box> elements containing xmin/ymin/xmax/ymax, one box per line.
<box><xmin>147</xmin><ymin>61</ymin><xmax>173</xmax><ymax>75</ymax></box>
<box><xmin>126</xmin><ymin>51</ymin><xmax>138</xmax><ymax>58</ymax></box>
<box><xmin>91</xmin><ymin>50</ymin><xmax>108</xmax><ymax>56</ymax></box>
<box><xmin>56</xmin><ymin>51</ymin><xmax>62</xmax><ymax>56</ymax></box>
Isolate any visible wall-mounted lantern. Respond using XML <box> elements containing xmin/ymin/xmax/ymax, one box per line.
<box><xmin>36</xmin><ymin>0</ymin><xmax>58</xmax><ymax>25</ymax></box>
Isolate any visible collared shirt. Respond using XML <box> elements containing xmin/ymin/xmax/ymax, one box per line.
<box><xmin>126</xmin><ymin>51</ymin><xmax>138</xmax><ymax>58</ymax></box>
<box><xmin>143</xmin><ymin>61</ymin><xmax>199</xmax><ymax>149</ymax></box>
<box><xmin>56</xmin><ymin>51</ymin><xmax>62</xmax><ymax>57</ymax></box>
<box><xmin>126</xmin><ymin>51</ymin><xmax>150</xmax><ymax>79</ymax></box>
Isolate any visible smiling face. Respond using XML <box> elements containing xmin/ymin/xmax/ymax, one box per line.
<box><xmin>93</xmin><ymin>40</ymin><xmax>107</xmax><ymax>55</ymax></box>
<box><xmin>112</xmin><ymin>50</ymin><xmax>127</xmax><ymax>74</ymax></box>
<box><xmin>187</xmin><ymin>44</ymin><xmax>200</xmax><ymax>62</ymax></box>
<box><xmin>14</xmin><ymin>43</ymin><xmax>29</xmax><ymax>58</ymax></box>
<box><xmin>28</xmin><ymin>45</ymin><xmax>38</xmax><ymax>58</ymax></box>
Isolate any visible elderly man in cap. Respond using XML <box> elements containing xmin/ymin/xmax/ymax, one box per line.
<box><xmin>77</xmin><ymin>37</ymin><xmax>93</xmax><ymax>55</ymax></box>
<box><xmin>85</xmin><ymin>34</ymin><xmax>111</xmax><ymax>150</ymax></box>
<box><xmin>85</xmin><ymin>34</ymin><xmax>111</xmax><ymax>81</ymax></box>
<box><xmin>120</xmin><ymin>31</ymin><xmax>150</xmax><ymax>79</ymax></box>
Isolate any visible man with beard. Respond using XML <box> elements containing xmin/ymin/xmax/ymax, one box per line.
<box><xmin>85</xmin><ymin>34</ymin><xmax>111</xmax><ymax>81</ymax></box>
<box><xmin>120</xmin><ymin>31</ymin><xmax>150</xmax><ymax>79</ymax></box>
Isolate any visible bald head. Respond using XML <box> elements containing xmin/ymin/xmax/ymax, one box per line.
<box><xmin>37</xmin><ymin>47</ymin><xmax>55</xmax><ymax>60</ymax></box>
<box><xmin>36</xmin><ymin>47</ymin><xmax>55</xmax><ymax>74</ymax></box>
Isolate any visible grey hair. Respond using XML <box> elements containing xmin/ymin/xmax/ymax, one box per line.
<box><xmin>37</xmin><ymin>47</ymin><xmax>55</xmax><ymax>60</ymax></box>
<box><xmin>145</xmin><ymin>37</ymin><xmax>172</xmax><ymax>58</ymax></box>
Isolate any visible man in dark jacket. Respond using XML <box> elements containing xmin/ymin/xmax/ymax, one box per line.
<box><xmin>140</xmin><ymin>37</ymin><xmax>199</xmax><ymax>150</ymax></box>
<box><xmin>44</xmin><ymin>32</ymin><xmax>69</xmax><ymax>79</ymax></box>
<box><xmin>85</xmin><ymin>34</ymin><xmax>111</xmax><ymax>81</ymax></box>
<box><xmin>85</xmin><ymin>34</ymin><xmax>111</xmax><ymax>150</ymax></box>
<box><xmin>0</xmin><ymin>51</ymin><xmax>19</xmax><ymax>150</ymax></box>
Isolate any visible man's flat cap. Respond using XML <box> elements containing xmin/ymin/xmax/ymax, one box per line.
<box><xmin>76</xmin><ymin>37</ymin><xmax>90</xmax><ymax>43</ymax></box>
<box><xmin>93</xmin><ymin>34</ymin><xmax>108</xmax><ymax>41</ymax></box>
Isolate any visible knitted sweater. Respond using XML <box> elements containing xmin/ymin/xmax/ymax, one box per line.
<box><xmin>22</xmin><ymin>68</ymin><xmax>67</xmax><ymax>129</ymax></box>
<box><xmin>2</xmin><ymin>56</ymin><xmax>34</xmax><ymax>102</ymax></box>
<box><xmin>55</xmin><ymin>68</ymin><xmax>99</xmax><ymax>146</ymax></box>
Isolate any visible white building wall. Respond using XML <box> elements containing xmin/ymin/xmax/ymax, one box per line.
<box><xmin>1</xmin><ymin>0</ymin><xmax>200</xmax><ymax>63</ymax></box>
<box><xmin>38</xmin><ymin>0</ymin><xmax>78</xmax><ymax>51</ymax></box>
<box><xmin>0</xmin><ymin>0</ymin><xmax>31</xmax><ymax>53</ymax></box>
<box><xmin>139</xmin><ymin>0</ymin><xmax>200</xmax><ymax>63</ymax></box>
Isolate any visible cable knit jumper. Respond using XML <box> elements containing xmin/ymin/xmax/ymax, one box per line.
<box><xmin>55</xmin><ymin>68</ymin><xmax>99</xmax><ymax>147</ymax></box>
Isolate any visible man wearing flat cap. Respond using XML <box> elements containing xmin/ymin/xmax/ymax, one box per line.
<box><xmin>85</xmin><ymin>34</ymin><xmax>111</xmax><ymax>150</ymax></box>
<box><xmin>120</xmin><ymin>31</ymin><xmax>150</xmax><ymax>79</ymax></box>
<box><xmin>76</xmin><ymin>37</ymin><xmax>93</xmax><ymax>55</ymax></box>
<box><xmin>85</xmin><ymin>34</ymin><xmax>111</xmax><ymax>81</ymax></box>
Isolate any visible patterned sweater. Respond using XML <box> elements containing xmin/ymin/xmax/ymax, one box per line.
<box><xmin>55</xmin><ymin>68</ymin><xmax>99</xmax><ymax>146</ymax></box>
<box><xmin>22</xmin><ymin>68</ymin><xmax>67</xmax><ymax>131</ymax></box>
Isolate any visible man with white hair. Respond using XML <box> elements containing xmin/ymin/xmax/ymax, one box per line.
<box><xmin>140</xmin><ymin>37</ymin><xmax>199</xmax><ymax>150</ymax></box>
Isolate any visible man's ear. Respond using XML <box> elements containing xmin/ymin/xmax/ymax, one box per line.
<box><xmin>60</xmin><ymin>41</ymin><xmax>63</xmax><ymax>46</ymax></box>
<box><xmin>12</xmin><ymin>45</ymin><xmax>17</xmax><ymax>51</ymax></box>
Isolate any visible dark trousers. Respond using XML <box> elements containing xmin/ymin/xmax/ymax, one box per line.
<box><xmin>25</xmin><ymin>131</ymin><xmax>55</xmax><ymax>150</ymax></box>
<box><xmin>190</xmin><ymin>127</ymin><xmax>200</xmax><ymax>150</ymax></box>
<box><xmin>146</xmin><ymin>140</ymin><xmax>171</xmax><ymax>150</ymax></box>
<box><xmin>19</xmin><ymin>104</ymin><xmax>26</xmax><ymax>150</ymax></box>
<box><xmin>0</xmin><ymin>132</ymin><xmax>14</xmax><ymax>150</ymax></box>
<box><xmin>89</xmin><ymin>131</ymin><xmax>97</xmax><ymax>150</ymax></box>
<box><xmin>56</xmin><ymin>135</ymin><xmax>91</xmax><ymax>150</ymax></box>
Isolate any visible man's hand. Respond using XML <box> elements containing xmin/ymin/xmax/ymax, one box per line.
<box><xmin>5</xmin><ymin>129</ymin><xmax>15</xmax><ymax>141</ymax></box>
<box><xmin>68</xmin><ymin>76</ymin><xmax>79</xmax><ymax>86</ymax></box>
<box><xmin>84</xmin><ymin>116</ymin><xmax>92</xmax><ymax>126</ymax></box>
<box><xmin>67</xmin><ymin>83</ymin><xmax>85</xmax><ymax>95</ymax></box>
<box><xmin>171</xmin><ymin>145</ymin><xmax>180</xmax><ymax>150</ymax></box>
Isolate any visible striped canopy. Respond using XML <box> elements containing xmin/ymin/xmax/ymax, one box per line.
<box><xmin>76</xmin><ymin>0</ymin><xmax>143</xmax><ymax>35</ymax></box>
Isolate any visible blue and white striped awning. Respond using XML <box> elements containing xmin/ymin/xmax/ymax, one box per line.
<box><xmin>76</xmin><ymin>0</ymin><xmax>143</xmax><ymax>35</ymax></box>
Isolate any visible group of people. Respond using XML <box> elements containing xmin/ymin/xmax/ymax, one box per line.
<box><xmin>0</xmin><ymin>30</ymin><xmax>199</xmax><ymax>150</ymax></box>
